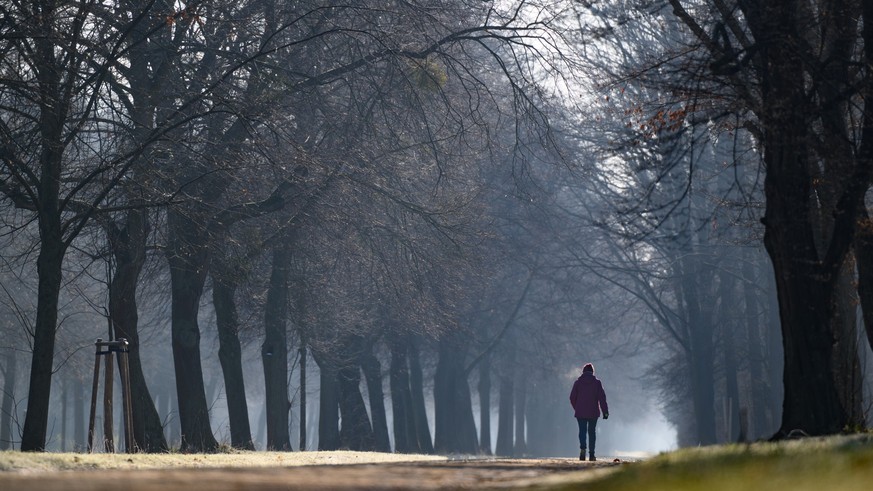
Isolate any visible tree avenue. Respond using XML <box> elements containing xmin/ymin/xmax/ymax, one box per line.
<box><xmin>2</xmin><ymin>0</ymin><xmax>872</xmax><ymax>457</ymax></box>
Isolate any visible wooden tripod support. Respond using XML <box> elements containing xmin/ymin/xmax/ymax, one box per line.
<box><xmin>87</xmin><ymin>338</ymin><xmax>135</xmax><ymax>453</ymax></box>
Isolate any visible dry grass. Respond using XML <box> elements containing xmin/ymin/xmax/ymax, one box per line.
<box><xmin>0</xmin><ymin>449</ymin><xmax>446</xmax><ymax>473</ymax></box>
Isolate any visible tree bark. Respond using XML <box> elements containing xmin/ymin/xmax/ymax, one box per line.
<box><xmin>108</xmin><ymin>208</ymin><xmax>168</xmax><ymax>452</ymax></box>
<box><xmin>262</xmin><ymin>241</ymin><xmax>292</xmax><ymax>451</ymax></box>
<box><xmin>212</xmin><ymin>273</ymin><xmax>255</xmax><ymax>450</ymax></box>
<box><xmin>361</xmin><ymin>349</ymin><xmax>391</xmax><ymax>452</ymax></box>
<box><xmin>21</xmin><ymin>239</ymin><xmax>64</xmax><ymax>451</ymax></box>
<box><xmin>168</xmin><ymin>210</ymin><xmax>218</xmax><ymax>452</ymax></box>
<box><xmin>408</xmin><ymin>340</ymin><xmax>433</xmax><ymax>453</ymax></box>
<box><xmin>856</xmin><ymin>207</ymin><xmax>873</xmax><ymax>353</ymax></box>
<box><xmin>338</xmin><ymin>363</ymin><xmax>375</xmax><ymax>451</ymax></box>
<box><xmin>759</xmin><ymin>4</ymin><xmax>849</xmax><ymax>435</ymax></box>
<box><xmin>742</xmin><ymin>252</ymin><xmax>771</xmax><ymax>439</ymax></box>
<box><xmin>316</xmin><ymin>357</ymin><xmax>341</xmax><ymax>450</ymax></box>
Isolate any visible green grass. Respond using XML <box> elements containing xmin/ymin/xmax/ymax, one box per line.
<box><xmin>552</xmin><ymin>434</ymin><xmax>873</xmax><ymax>491</ymax></box>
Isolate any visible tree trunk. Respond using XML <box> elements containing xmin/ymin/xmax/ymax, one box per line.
<box><xmin>758</xmin><ymin>1</ymin><xmax>853</xmax><ymax>437</ymax></box>
<box><xmin>477</xmin><ymin>355</ymin><xmax>492</xmax><ymax>455</ymax></box>
<box><xmin>262</xmin><ymin>241</ymin><xmax>292</xmax><ymax>451</ymax></box>
<box><xmin>718</xmin><ymin>268</ymin><xmax>741</xmax><ymax>442</ymax></box>
<box><xmin>316</xmin><ymin>356</ymin><xmax>340</xmax><ymax>450</ymax></box>
<box><xmin>74</xmin><ymin>377</ymin><xmax>85</xmax><ymax>451</ymax></box>
<box><xmin>338</xmin><ymin>364</ymin><xmax>375</xmax><ymax>451</ymax></box>
<box><xmin>831</xmin><ymin>258</ymin><xmax>864</xmax><ymax>429</ymax></box>
<box><xmin>433</xmin><ymin>336</ymin><xmax>478</xmax><ymax>454</ymax></box>
<box><xmin>212</xmin><ymin>274</ymin><xmax>255</xmax><ymax>450</ymax></box>
<box><xmin>857</xmin><ymin>208</ymin><xmax>873</xmax><ymax>355</ymax></box>
<box><xmin>108</xmin><ymin>208</ymin><xmax>168</xmax><ymax>452</ymax></box>
<box><xmin>408</xmin><ymin>340</ymin><xmax>433</xmax><ymax>453</ymax></box>
<box><xmin>514</xmin><ymin>378</ymin><xmax>526</xmax><ymax>456</ymax></box>
<box><xmin>1</xmin><ymin>348</ymin><xmax>16</xmax><ymax>450</ymax></box>
<box><xmin>495</xmin><ymin>376</ymin><xmax>514</xmax><ymax>456</ymax></box>
<box><xmin>389</xmin><ymin>340</ymin><xmax>414</xmax><ymax>453</ymax></box>
<box><xmin>679</xmin><ymin>254</ymin><xmax>717</xmax><ymax>445</ymax></box>
<box><xmin>20</xmin><ymin>237</ymin><xmax>64</xmax><ymax>451</ymax></box>
<box><xmin>168</xmin><ymin>210</ymin><xmax>218</xmax><ymax>452</ymax></box>
<box><xmin>742</xmin><ymin>252</ymin><xmax>771</xmax><ymax>439</ymax></box>
<box><xmin>61</xmin><ymin>379</ymin><xmax>68</xmax><ymax>451</ymax></box>
<box><xmin>299</xmin><ymin>345</ymin><xmax>307</xmax><ymax>451</ymax></box>
<box><xmin>361</xmin><ymin>349</ymin><xmax>391</xmax><ymax>452</ymax></box>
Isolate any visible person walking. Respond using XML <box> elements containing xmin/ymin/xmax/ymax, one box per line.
<box><xmin>569</xmin><ymin>363</ymin><xmax>608</xmax><ymax>461</ymax></box>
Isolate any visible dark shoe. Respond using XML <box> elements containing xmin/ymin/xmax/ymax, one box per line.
<box><xmin>589</xmin><ymin>455</ymin><xmax>596</xmax><ymax>462</ymax></box>
<box><xmin>579</xmin><ymin>448</ymin><xmax>586</xmax><ymax>461</ymax></box>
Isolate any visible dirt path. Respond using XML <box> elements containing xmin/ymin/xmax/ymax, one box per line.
<box><xmin>1</xmin><ymin>458</ymin><xmax>626</xmax><ymax>490</ymax></box>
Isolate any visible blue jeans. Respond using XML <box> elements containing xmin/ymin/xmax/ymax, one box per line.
<box><xmin>576</xmin><ymin>417</ymin><xmax>598</xmax><ymax>453</ymax></box>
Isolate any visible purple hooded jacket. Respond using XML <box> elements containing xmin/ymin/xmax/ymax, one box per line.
<box><xmin>569</xmin><ymin>372</ymin><xmax>608</xmax><ymax>419</ymax></box>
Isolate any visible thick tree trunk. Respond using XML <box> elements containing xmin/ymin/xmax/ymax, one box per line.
<box><xmin>495</xmin><ymin>376</ymin><xmax>514</xmax><ymax>456</ymax></box>
<box><xmin>361</xmin><ymin>349</ymin><xmax>391</xmax><ymax>452</ymax></box>
<box><xmin>316</xmin><ymin>356</ymin><xmax>340</xmax><ymax>450</ymax></box>
<box><xmin>408</xmin><ymin>340</ymin><xmax>433</xmax><ymax>453</ymax></box>
<box><xmin>433</xmin><ymin>337</ymin><xmax>478</xmax><ymax>454</ymax></box>
<box><xmin>477</xmin><ymin>355</ymin><xmax>492</xmax><ymax>455</ymax></box>
<box><xmin>108</xmin><ymin>208</ymin><xmax>168</xmax><ymax>452</ymax></box>
<box><xmin>262</xmin><ymin>242</ymin><xmax>292</xmax><ymax>451</ymax></box>
<box><xmin>338</xmin><ymin>364</ymin><xmax>375</xmax><ymax>451</ymax></box>
<box><xmin>757</xmin><ymin>0</ymin><xmax>855</xmax><ymax>438</ymax></box>
<box><xmin>168</xmin><ymin>210</ymin><xmax>218</xmax><ymax>452</ymax></box>
<box><xmin>20</xmin><ymin>238</ymin><xmax>64</xmax><ymax>451</ymax></box>
<box><xmin>212</xmin><ymin>274</ymin><xmax>255</xmax><ymax>450</ymax></box>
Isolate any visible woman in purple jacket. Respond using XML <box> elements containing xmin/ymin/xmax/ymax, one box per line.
<box><xmin>569</xmin><ymin>363</ymin><xmax>609</xmax><ymax>461</ymax></box>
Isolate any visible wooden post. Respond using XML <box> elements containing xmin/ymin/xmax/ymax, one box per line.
<box><xmin>117</xmin><ymin>339</ymin><xmax>135</xmax><ymax>453</ymax></box>
<box><xmin>88</xmin><ymin>338</ymin><xmax>136</xmax><ymax>453</ymax></box>
<box><xmin>87</xmin><ymin>339</ymin><xmax>102</xmax><ymax>453</ymax></box>
<box><xmin>103</xmin><ymin>341</ymin><xmax>114</xmax><ymax>453</ymax></box>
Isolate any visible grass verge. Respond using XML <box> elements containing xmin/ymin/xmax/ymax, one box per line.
<box><xmin>549</xmin><ymin>433</ymin><xmax>873</xmax><ymax>491</ymax></box>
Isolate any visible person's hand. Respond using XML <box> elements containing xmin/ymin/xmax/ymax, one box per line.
<box><xmin>603</xmin><ymin>412</ymin><xmax>609</xmax><ymax>420</ymax></box>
